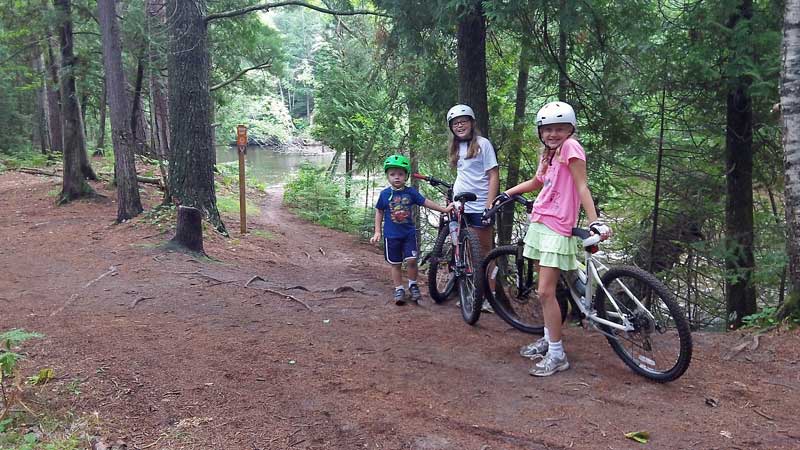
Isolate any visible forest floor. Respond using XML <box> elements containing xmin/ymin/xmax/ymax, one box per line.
<box><xmin>1</xmin><ymin>169</ymin><xmax>799</xmax><ymax>450</ymax></box>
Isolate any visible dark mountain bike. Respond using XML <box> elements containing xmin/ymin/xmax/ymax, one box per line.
<box><xmin>413</xmin><ymin>173</ymin><xmax>483</xmax><ymax>324</ymax></box>
<box><xmin>479</xmin><ymin>194</ymin><xmax>692</xmax><ymax>382</ymax></box>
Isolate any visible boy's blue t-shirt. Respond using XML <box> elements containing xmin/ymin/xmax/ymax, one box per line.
<box><xmin>375</xmin><ymin>186</ymin><xmax>426</xmax><ymax>239</ymax></box>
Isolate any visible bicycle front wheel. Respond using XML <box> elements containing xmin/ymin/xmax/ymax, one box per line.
<box><xmin>458</xmin><ymin>227</ymin><xmax>483</xmax><ymax>325</ymax></box>
<box><xmin>594</xmin><ymin>266</ymin><xmax>692</xmax><ymax>382</ymax></box>
<box><xmin>480</xmin><ymin>245</ymin><xmax>567</xmax><ymax>334</ymax></box>
<box><xmin>428</xmin><ymin>227</ymin><xmax>456</xmax><ymax>303</ymax></box>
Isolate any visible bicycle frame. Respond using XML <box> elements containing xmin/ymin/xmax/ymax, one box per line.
<box><xmin>485</xmin><ymin>194</ymin><xmax>650</xmax><ymax>334</ymax></box>
<box><xmin>565</xmin><ymin>232</ymin><xmax>656</xmax><ymax>335</ymax></box>
<box><xmin>412</xmin><ymin>173</ymin><xmax>475</xmax><ymax>276</ymax></box>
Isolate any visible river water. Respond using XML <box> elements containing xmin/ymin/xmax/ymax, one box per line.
<box><xmin>216</xmin><ymin>145</ymin><xmax>335</xmax><ymax>187</ymax></box>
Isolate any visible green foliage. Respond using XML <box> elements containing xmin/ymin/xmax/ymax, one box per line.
<box><xmin>0</xmin><ymin>412</ymin><xmax>84</xmax><ymax>450</ymax></box>
<box><xmin>216</xmin><ymin>93</ymin><xmax>294</xmax><ymax>145</ymax></box>
<box><xmin>0</xmin><ymin>149</ymin><xmax>57</xmax><ymax>170</ymax></box>
<box><xmin>741</xmin><ymin>307</ymin><xmax>780</xmax><ymax>329</ymax></box>
<box><xmin>284</xmin><ymin>164</ymin><xmax>364</xmax><ymax>232</ymax></box>
<box><xmin>0</xmin><ymin>329</ymin><xmax>42</xmax><ymax>377</ymax></box>
<box><xmin>141</xmin><ymin>204</ymin><xmax>177</xmax><ymax>232</ymax></box>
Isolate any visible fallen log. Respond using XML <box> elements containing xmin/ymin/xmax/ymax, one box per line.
<box><xmin>17</xmin><ymin>167</ymin><xmax>59</xmax><ymax>177</ymax></box>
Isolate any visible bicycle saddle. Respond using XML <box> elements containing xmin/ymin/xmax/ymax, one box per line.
<box><xmin>454</xmin><ymin>192</ymin><xmax>477</xmax><ymax>203</ymax></box>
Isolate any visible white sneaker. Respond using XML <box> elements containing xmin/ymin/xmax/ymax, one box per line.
<box><xmin>519</xmin><ymin>337</ymin><xmax>549</xmax><ymax>360</ymax></box>
<box><xmin>529</xmin><ymin>352</ymin><xmax>569</xmax><ymax>377</ymax></box>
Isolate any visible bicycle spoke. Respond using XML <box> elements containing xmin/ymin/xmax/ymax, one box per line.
<box><xmin>595</xmin><ymin>266</ymin><xmax>692</xmax><ymax>382</ymax></box>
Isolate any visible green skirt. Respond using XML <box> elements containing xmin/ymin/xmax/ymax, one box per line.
<box><xmin>522</xmin><ymin>222</ymin><xmax>580</xmax><ymax>271</ymax></box>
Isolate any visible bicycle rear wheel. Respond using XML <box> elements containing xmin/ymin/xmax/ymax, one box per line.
<box><xmin>594</xmin><ymin>266</ymin><xmax>692</xmax><ymax>382</ymax></box>
<box><xmin>459</xmin><ymin>227</ymin><xmax>483</xmax><ymax>325</ymax></box>
<box><xmin>428</xmin><ymin>227</ymin><xmax>456</xmax><ymax>303</ymax></box>
<box><xmin>480</xmin><ymin>245</ymin><xmax>567</xmax><ymax>334</ymax></box>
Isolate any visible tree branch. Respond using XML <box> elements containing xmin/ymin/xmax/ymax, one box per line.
<box><xmin>210</xmin><ymin>59</ymin><xmax>273</xmax><ymax>92</ymax></box>
<box><xmin>205</xmin><ymin>1</ymin><xmax>391</xmax><ymax>23</ymax></box>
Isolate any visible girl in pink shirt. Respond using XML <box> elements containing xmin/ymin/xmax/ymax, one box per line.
<box><xmin>501</xmin><ymin>101</ymin><xmax>611</xmax><ymax>377</ymax></box>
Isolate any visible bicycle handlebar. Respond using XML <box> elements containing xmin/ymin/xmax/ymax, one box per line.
<box><xmin>572</xmin><ymin>227</ymin><xmax>602</xmax><ymax>248</ymax></box>
<box><xmin>412</xmin><ymin>173</ymin><xmax>452</xmax><ymax>189</ymax></box>
<box><xmin>483</xmin><ymin>194</ymin><xmax>531</xmax><ymax>218</ymax></box>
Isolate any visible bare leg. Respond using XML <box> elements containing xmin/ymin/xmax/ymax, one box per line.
<box><xmin>473</xmin><ymin>226</ymin><xmax>496</xmax><ymax>290</ymax></box>
<box><xmin>537</xmin><ymin>266</ymin><xmax>563</xmax><ymax>341</ymax></box>
<box><xmin>391</xmin><ymin>263</ymin><xmax>403</xmax><ymax>287</ymax></box>
<box><xmin>406</xmin><ymin>258</ymin><xmax>418</xmax><ymax>281</ymax></box>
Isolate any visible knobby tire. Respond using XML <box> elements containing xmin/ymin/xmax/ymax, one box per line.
<box><xmin>428</xmin><ymin>226</ymin><xmax>456</xmax><ymax>303</ymax></box>
<box><xmin>594</xmin><ymin>266</ymin><xmax>692</xmax><ymax>382</ymax></box>
<box><xmin>459</xmin><ymin>227</ymin><xmax>483</xmax><ymax>325</ymax></box>
<box><xmin>479</xmin><ymin>245</ymin><xmax>567</xmax><ymax>334</ymax></box>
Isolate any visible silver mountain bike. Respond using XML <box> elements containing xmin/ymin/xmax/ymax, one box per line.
<box><xmin>480</xmin><ymin>194</ymin><xmax>692</xmax><ymax>382</ymax></box>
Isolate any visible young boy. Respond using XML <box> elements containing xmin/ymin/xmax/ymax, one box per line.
<box><xmin>370</xmin><ymin>155</ymin><xmax>452</xmax><ymax>305</ymax></box>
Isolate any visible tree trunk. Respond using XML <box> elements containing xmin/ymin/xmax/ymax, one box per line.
<box><xmin>147</xmin><ymin>0</ymin><xmax>172</xmax><ymax>202</ymax></box>
<box><xmin>98</xmin><ymin>0</ymin><xmax>143</xmax><ymax>222</ymax></box>
<box><xmin>724</xmin><ymin>0</ymin><xmax>757</xmax><ymax>329</ymax></box>
<box><xmin>167</xmin><ymin>0</ymin><xmax>225</xmax><ymax>233</ymax></box>
<box><xmin>499</xmin><ymin>43</ymin><xmax>532</xmax><ymax>246</ymax></box>
<box><xmin>56</xmin><ymin>0</ymin><xmax>95</xmax><ymax>203</ymax></box>
<box><xmin>344</xmin><ymin>149</ymin><xmax>353</xmax><ymax>199</ymax></box>
<box><xmin>95</xmin><ymin>76</ymin><xmax>107</xmax><ymax>155</ymax></box>
<box><xmin>557</xmin><ymin>0</ymin><xmax>569</xmax><ymax>102</ymax></box>
<box><xmin>168</xmin><ymin>206</ymin><xmax>205</xmax><ymax>253</ymax></box>
<box><xmin>32</xmin><ymin>48</ymin><xmax>50</xmax><ymax>154</ymax></box>
<box><xmin>456</xmin><ymin>0</ymin><xmax>489</xmax><ymax>138</ymax></box>
<box><xmin>131</xmin><ymin>57</ymin><xmax>149</xmax><ymax>155</ymax></box>
<box><xmin>44</xmin><ymin>16</ymin><xmax>62</xmax><ymax>152</ymax></box>
<box><xmin>779</xmin><ymin>0</ymin><xmax>800</xmax><ymax>321</ymax></box>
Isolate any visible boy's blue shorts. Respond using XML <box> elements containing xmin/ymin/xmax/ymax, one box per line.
<box><xmin>384</xmin><ymin>235</ymin><xmax>418</xmax><ymax>265</ymax></box>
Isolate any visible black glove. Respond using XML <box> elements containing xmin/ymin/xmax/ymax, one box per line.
<box><xmin>481</xmin><ymin>208</ymin><xmax>495</xmax><ymax>226</ymax></box>
<box><xmin>496</xmin><ymin>192</ymin><xmax>511</xmax><ymax>204</ymax></box>
<box><xmin>589</xmin><ymin>220</ymin><xmax>611</xmax><ymax>239</ymax></box>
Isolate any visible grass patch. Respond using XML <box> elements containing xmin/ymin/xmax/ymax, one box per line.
<box><xmin>250</xmin><ymin>229</ymin><xmax>276</xmax><ymax>240</ymax></box>
<box><xmin>217</xmin><ymin>195</ymin><xmax>261</xmax><ymax>215</ymax></box>
<box><xmin>141</xmin><ymin>204</ymin><xmax>177</xmax><ymax>233</ymax></box>
<box><xmin>0</xmin><ymin>411</ymin><xmax>89</xmax><ymax>450</ymax></box>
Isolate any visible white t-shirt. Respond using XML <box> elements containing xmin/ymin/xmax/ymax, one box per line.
<box><xmin>453</xmin><ymin>136</ymin><xmax>498</xmax><ymax>214</ymax></box>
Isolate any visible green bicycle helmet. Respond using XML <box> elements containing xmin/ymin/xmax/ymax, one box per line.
<box><xmin>383</xmin><ymin>154</ymin><xmax>411</xmax><ymax>173</ymax></box>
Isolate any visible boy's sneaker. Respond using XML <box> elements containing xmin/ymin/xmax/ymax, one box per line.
<box><xmin>394</xmin><ymin>288</ymin><xmax>406</xmax><ymax>305</ymax></box>
<box><xmin>529</xmin><ymin>352</ymin><xmax>570</xmax><ymax>377</ymax></box>
<box><xmin>408</xmin><ymin>284</ymin><xmax>422</xmax><ymax>303</ymax></box>
<box><xmin>519</xmin><ymin>337</ymin><xmax>549</xmax><ymax>360</ymax></box>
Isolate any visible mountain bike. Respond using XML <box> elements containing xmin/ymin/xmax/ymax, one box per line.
<box><xmin>413</xmin><ymin>173</ymin><xmax>483</xmax><ymax>324</ymax></box>
<box><xmin>479</xmin><ymin>194</ymin><xmax>692</xmax><ymax>382</ymax></box>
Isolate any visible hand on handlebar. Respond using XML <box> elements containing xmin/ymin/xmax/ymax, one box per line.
<box><xmin>494</xmin><ymin>192</ymin><xmax>511</xmax><ymax>205</ymax></box>
<box><xmin>481</xmin><ymin>208</ymin><xmax>496</xmax><ymax>226</ymax></box>
<box><xmin>589</xmin><ymin>220</ymin><xmax>612</xmax><ymax>241</ymax></box>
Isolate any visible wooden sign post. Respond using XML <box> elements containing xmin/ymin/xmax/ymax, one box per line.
<box><xmin>236</xmin><ymin>125</ymin><xmax>247</xmax><ymax>235</ymax></box>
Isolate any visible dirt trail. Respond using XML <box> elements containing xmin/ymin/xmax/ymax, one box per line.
<box><xmin>1</xmin><ymin>172</ymin><xmax>799</xmax><ymax>450</ymax></box>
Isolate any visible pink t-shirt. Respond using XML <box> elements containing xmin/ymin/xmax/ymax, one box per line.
<box><xmin>530</xmin><ymin>138</ymin><xmax>586</xmax><ymax>237</ymax></box>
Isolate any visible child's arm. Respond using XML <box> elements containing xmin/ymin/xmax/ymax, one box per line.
<box><xmin>422</xmin><ymin>199</ymin><xmax>454</xmax><ymax>214</ymax></box>
<box><xmin>370</xmin><ymin>209</ymin><xmax>383</xmax><ymax>244</ymax></box>
<box><xmin>567</xmin><ymin>159</ymin><xmax>598</xmax><ymax>222</ymax></box>
<box><xmin>504</xmin><ymin>177</ymin><xmax>543</xmax><ymax>197</ymax></box>
<box><xmin>568</xmin><ymin>158</ymin><xmax>611</xmax><ymax>239</ymax></box>
<box><xmin>485</xmin><ymin>167</ymin><xmax>500</xmax><ymax>209</ymax></box>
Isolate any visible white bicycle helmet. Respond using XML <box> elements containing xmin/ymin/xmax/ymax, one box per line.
<box><xmin>446</xmin><ymin>104</ymin><xmax>475</xmax><ymax>126</ymax></box>
<box><xmin>535</xmin><ymin>102</ymin><xmax>577</xmax><ymax>128</ymax></box>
